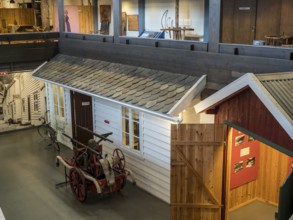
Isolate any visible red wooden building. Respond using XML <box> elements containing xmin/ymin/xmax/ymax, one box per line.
<box><xmin>194</xmin><ymin>72</ymin><xmax>293</xmax><ymax>220</ymax></box>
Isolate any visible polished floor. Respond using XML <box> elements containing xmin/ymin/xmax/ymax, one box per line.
<box><xmin>0</xmin><ymin>128</ymin><xmax>170</xmax><ymax>220</ymax></box>
<box><xmin>229</xmin><ymin>200</ymin><xmax>277</xmax><ymax>220</ymax></box>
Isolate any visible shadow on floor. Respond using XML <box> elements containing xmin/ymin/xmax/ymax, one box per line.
<box><xmin>0</xmin><ymin>128</ymin><xmax>170</xmax><ymax>220</ymax></box>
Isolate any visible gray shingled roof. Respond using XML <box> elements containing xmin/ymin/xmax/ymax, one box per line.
<box><xmin>256</xmin><ymin>72</ymin><xmax>293</xmax><ymax>121</ymax></box>
<box><xmin>33</xmin><ymin>54</ymin><xmax>203</xmax><ymax>117</ymax></box>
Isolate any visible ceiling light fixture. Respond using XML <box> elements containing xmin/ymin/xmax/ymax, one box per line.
<box><xmin>10</xmin><ymin>0</ymin><xmax>15</xmax><ymax>4</ymax></box>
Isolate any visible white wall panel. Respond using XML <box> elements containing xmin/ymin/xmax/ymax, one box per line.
<box><xmin>92</xmin><ymin>99</ymin><xmax>172</xmax><ymax>203</ymax></box>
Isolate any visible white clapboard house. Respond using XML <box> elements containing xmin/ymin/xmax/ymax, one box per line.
<box><xmin>2</xmin><ymin>72</ymin><xmax>45</xmax><ymax>126</ymax></box>
<box><xmin>33</xmin><ymin>54</ymin><xmax>208</xmax><ymax>203</ymax></box>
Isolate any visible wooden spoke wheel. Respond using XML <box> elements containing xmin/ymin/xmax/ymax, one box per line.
<box><xmin>69</xmin><ymin>167</ymin><xmax>87</xmax><ymax>202</ymax></box>
<box><xmin>113</xmin><ymin>148</ymin><xmax>125</xmax><ymax>171</ymax></box>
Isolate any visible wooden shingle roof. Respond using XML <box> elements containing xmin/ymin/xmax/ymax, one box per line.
<box><xmin>33</xmin><ymin>54</ymin><xmax>206</xmax><ymax>121</ymax></box>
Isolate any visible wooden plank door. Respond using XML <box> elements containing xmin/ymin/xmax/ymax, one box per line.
<box><xmin>70</xmin><ymin>91</ymin><xmax>93</xmax><ymax>145</ymax></box>
<box><xmin>171</xmin><ymin>124</ymin><xmax>227</xmax><ymax>220</ymax></box>
<box><xmin>233</xmin><ymin>0</ymin><xmax>256</xmax><ymax>44</ymax></box>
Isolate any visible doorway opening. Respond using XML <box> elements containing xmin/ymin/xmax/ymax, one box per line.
<box><xmin>70</xmin><ymin>91</ymin><xmax>93</xmax><ymax>146</ymax></box>
<box><xmin>226</xmin><ymin>127</ymin><xmax>291</xmax><ymax>220</ymax></box>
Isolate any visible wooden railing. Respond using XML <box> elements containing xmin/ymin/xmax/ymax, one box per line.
<box><xmin>0</xmin><ymin>32</ymin><xmax>59</xmax><ymax>45</ymax></box>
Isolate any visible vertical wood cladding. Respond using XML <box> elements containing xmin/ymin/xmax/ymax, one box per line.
<box><xmin>280</xmin><ymin>0</ymin><xmax>293</xmax><ymax>36</ymax></box>
<box><xmin>215</xmin><ymin>88</ymin><xmax>293</xmax><ymax>152</ymax></box>
<box><xmin>222</xmin><ymin>0</ymin><xmax>293</xmax><ymax>42</ymax></box>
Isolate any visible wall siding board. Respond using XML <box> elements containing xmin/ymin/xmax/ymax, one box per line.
<box><xmin>256</xmin><ymin>0</ymin><xmax>282</xmax><ymax>40</ymax></box>
<box><xmin>215</xmin><ymin>88</ymin><xmax>293</xmax><ymax>152</ymax></box>
<box><xmin>92</xmin><ymin>98</ymin><xmax>172</xmax><ymax>203</ymax></box>
<box><xmin>280</xmin><ymin>0</ymin><xmax>293</xmax><ymax>36</ymax></box>
<box><xmin>18</xmin><ymin>72</ymin><xmax>43</xmax><ymax>125</ymax></box>
<box><xmin>144</xmin><ymin>136</ymin><xmax>170</xmax><ymax>151</ymax></box>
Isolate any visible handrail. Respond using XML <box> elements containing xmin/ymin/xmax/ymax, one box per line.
<box><xmin>75</xmin><ymin>124</ymin><xmax>113</xmax><ymax>143</ymax></box>
<box><xmin>0</xmin><ymin>32</ymin><xmax>59</xmax><ymax>43</ymax></box>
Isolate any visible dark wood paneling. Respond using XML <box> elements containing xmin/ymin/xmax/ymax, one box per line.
<box><xmin>215</xmin><ymin>89</ymin><xmax>293</xmax><ymax>153</ymax></box>
<box><xmin>255</xmin><ymin>0</ymin><xmax>282</xmax><ymax>40</ymax></box>
<box><xmin>280</xmin><ymin>0</ymin><xmax>293</xmax><ymax>36</ymax></box>
<box><xmin>221</xmin><ymin>0</ymin><xmax>234</xmax><ymax>43</ymax></box>
<box><xmin>233</xmin><ymin>0</ymin><xmax>256</xmax><ymax>44</ymax></box>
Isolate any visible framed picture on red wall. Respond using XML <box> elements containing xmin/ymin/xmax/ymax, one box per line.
<box><xmin>230</xmin><ymin>129</ymin><xmax>260</xmax><ymax>189</ymax></box>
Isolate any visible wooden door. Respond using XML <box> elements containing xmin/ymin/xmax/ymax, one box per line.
<box><xmin>233</xmin><ymin>0</ymin><xmax>256</xmax><ymax>44</ymax></box>
<box><xmin>70</xmin><ymin>91</ymin><xmax>93</xmax><ymax>145</ymax></box>
<box><xmin>171</xmin><ymin>124</ymin><xmax>227</xmax><ymax>220</ymax></box>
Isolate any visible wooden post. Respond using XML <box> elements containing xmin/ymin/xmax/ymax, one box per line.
<box><xmin>41</xmin><ymin>0</ymin><xmax>50</xmax><ymax>30</ymax></box>
<box><xmin>58</xmin><ymin>0</ymin><xmax>64</xmax><ymax>33</ymax></box>
<box><xmin>208</xmin><ymin>0</ymin><xmax>221</xmax><ymax>52</ymax></box>
<box><xmin>138</xmin><ymin>0</ymin><xmax>145</xmax><ymax>36</ymax></box>
<box><xmin>175</xmin><ymin>0</ymin><xmax>179</xmax><ymax>28</ymax></box>
<box><xmin>113</xmin><ymin>0</ymin><xmax>121</xmax><ymax>43</ymax></box>
<box><xmin>93</xmin><ymin>0</ymin><xmax>99</xmax><ymax>33</ymax></box>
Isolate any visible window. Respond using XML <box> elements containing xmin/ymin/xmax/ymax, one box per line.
<box><xmin>33</xmin><ymin>92</ymin><xmax>39</xmax><ymax>112</ymax></box>
<box><xmin>122</xmin><ymin>107</ymin><xmax>141</xmax><ymax>152</ymax></box>
<box><xmin>53</xmin><ymin>85</ymin><xmax>64</xmax><ymax>118</ymax></box>
<box><xmin>121</xmin><ymin>0</ymin><xmax>205</xmax><ymax>41</ymax></box>
<box><xmin>22</xmin><ymin>98</ymin><xmax>25</xmax><ymax>112</ymax></box>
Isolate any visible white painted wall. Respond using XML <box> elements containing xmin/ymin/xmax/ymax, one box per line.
<box><xmin>180</xmin><ymin>96</ymin><xmax>215</xmax><ymax>123</ymax></box>
<box><xmin>122</xmin><ymin>0</ymin><xmax>139</xmax><ymax>37</ymax></box>
<box><xmin>93</xmin><ymin>97</ymin><xmax>172</xmax><ymax>203</ymax></box>
<box><xmin>46</xmin><ymin>83</ymin><xmax>73</xmax><ymax>148</ymax></box>
<box><xmin>20</xmin><ymin>72</ymin><xmax>44</xmax><ymax>125</ymax></box>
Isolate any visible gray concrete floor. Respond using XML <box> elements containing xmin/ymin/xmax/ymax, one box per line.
<box><xmin>229</xmin><ymin>200</ymin><xmax>277</xmax><ymax>220</ymax></box>
<box><xmin>0</xmin><ymin>128</ymin><xmax>170</xmax><ymax>220</ymax></box>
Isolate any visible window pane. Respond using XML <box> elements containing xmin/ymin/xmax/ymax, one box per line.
<box><xmin>122</xmin><ymin>132</ymin><xmax>129</xmax><ymax>146</ymax></box>
<box><xmin>60</xmin><ymin>107</ymin><xmax>64</xmax><ymax>117</ymax></box>
<box><xmin>58</xmin><ymin>87</ymin><xmax>64</xmax><ymax>117</ymax></box>
<box><xmin>133</xmin><ymin>136</ymin><xmax>140</xmax><ymax>151</ymax></box>
<box><xmin>132</xmin><ymin>110</ymin><xmax>139</xmax><ymax>122</ymax></box>
<box><xmin>122</xmin><ymin>107</ymin><xmax>129</xmax><ymax>119</ymax></box>
<box><xmin>133</xmin><ymin>121</ymin><xmax>139</xmax><ymax>137</ymax></box>
<box><xmin>53</xmin><ymin>86</ymin><xmax>58</xmax><ymax>115</ymax></box>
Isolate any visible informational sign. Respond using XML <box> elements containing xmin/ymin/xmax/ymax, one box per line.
<box><xmin>230</xmin><ymin>129</ymin><xmax>260</xmax><ymax>189</ymax></box>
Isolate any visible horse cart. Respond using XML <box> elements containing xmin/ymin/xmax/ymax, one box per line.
<box><xmin>55</xmin><ymin>125</ymin><xmax>136</xmax><ymax>202</ymax></box>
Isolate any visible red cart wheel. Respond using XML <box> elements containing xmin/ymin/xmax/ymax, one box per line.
<box><xmin>113</xmin><ymin>148</ymin><xmax>125</xmax><ymax>171</ymax></box>
<box><xmin>69</xmin><ymin>167</ymin><xmax>87</xmax><ymax>202</ymax></box>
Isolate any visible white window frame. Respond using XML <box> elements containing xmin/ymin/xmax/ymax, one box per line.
<box><xmin>52</xmin><ymin>85</ymin><xmax>65</xmax><ymax>118</ymax></box>
<box><xmin>121</xmin><ymin>106</ymin><xmax>143</xmax><ymax>154</ymax></box>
